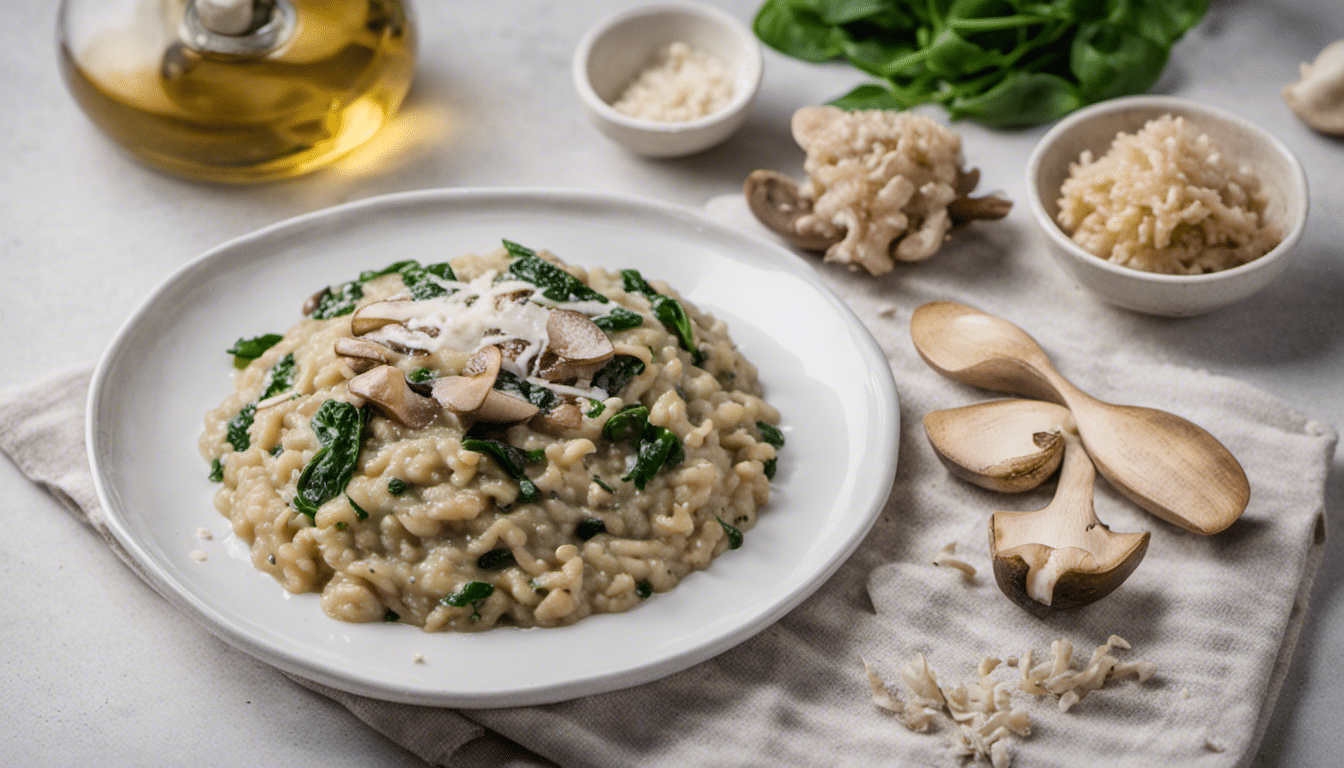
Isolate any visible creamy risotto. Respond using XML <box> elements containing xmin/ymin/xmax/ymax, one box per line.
<box><xmin>201</xmin><ymin>242</ymin><xmax>782</xmax><ymax>631</ymax></box>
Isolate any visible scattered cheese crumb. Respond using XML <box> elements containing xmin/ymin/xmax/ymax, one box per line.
<box><xmin>412</xmin><ymin>653</ymin><xmax>425</xmax><ymax>664</ymax></box>
<box><xmin>196</xmin><ymin>527</ymin><xmax>214</xmax><ymax>540</ymax></box>
<box><xmin>861</xmin><ymin>635</ymin><xmax>1156</xmax><ymax>765</ymax></box>
<box><xmin>189</xmin><ymin>550</ymin><xmax>209</xmax><ymax>562</ymax></box>
<box><xmin>877</xmin><ymin>305</ymin><xmax>898</xmax><ymax>318</ymax></box>
<box><xmin>1180</xmin><ymin>688</ymin><xmax>1190</xmax><ymax>700</ymax></box>
<box><xmin>933</xmin><ymin>541</ymin><xmax>977</xmax><ymax>581</ymax></box>
<box><xmin>611</xmin><ymin>42</ymin><xmax>733</xmax><ymax>123</ymax></box>
<box><xmin>1205</xmin><ymin>738</ymin><xmax>1225</xmax><ymax>753</ymax></box>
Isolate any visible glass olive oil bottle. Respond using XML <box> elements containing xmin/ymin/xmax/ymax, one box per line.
<box><xmin>58</xmin><ymin>0</ymin><xmax>416</xmax><ymax>183</ymax></box>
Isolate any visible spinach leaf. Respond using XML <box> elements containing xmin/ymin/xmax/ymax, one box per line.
<box><xmin>585</xmin><ymin>399</ymin><xmax>606</xmax><ymax>419</ymax></box>
<box><xmin>476</xmin><ymin>548</ymin><xmax>516</xmax><ymax>571</ymax></box>
<box><xmin>292</xmin><ymin>400</ymin><xmax>365</xmax><ymax>518</ymax></box>
<box><xmin>441</xmin><ymin>581</ymin><xmax>494</xmax><ymax>620</ymax></box>
<box><xmin>622</xmin><ymin>425</ymin><xmax>683</xmax><ymax>490</ymax></box>
<box><xmin>754</xmin><ymin>0</ymin><xmax>1207</xmax><ymax>126</ymax></box>
<box><xmin>311</xmin><ymin>280</ymin><xmax>365</xmax><ymax>320</ymax></box>
<box><xmin>347</xmin><ymin>495</ymin><xmax>370</xmax><ymax>521</ymax></box>
<box><xmin>620</xmin><ymin>270</ymin><xmax>701</xmax><ymax>364</ymax></box>
<box><xmin>602</xmin><ymin>405</ymin><xmax>649</xmax><ymax>443</ymax></box>
<box><xmin>575</xmin><ymin>518</ymin><xmax>607</xmax><ymax>541</ymax></box>
<box><xmin>208</xmin><ymin>458</ymin><xmax>223</xmax><ymax>482</ymax></box>
<box><xmin>591</xmin><ymin>355</ymin><xmax>645</xmax><ymax>396</ymax></box>
<box><xmin>505</xmin><ymin>241</ymin><xmax>609</xmax><ymax>304</ymax></box>
<box><xmin>591</xmin><ymin>474</ymin><xmax>614</xmax><ymax>493</ymax></box>
<box><xmin>400</xmin><ymin>262</ymin><xmax>458</xmax><ymax>300</ymax></box>
<box><xmin>227</xmin><ymin>334</ymin><xmax>282</xmax><ymax>368</ymax></box>
<box><xmin>260</xmin><ymin>352</ymin><xmax>296</xmax><ymax>400</ymax></box>
<box><xmin>764</xmin><ymin>458</ymin><xmax>778</xmax><ymax>480</ymax></box>
<box><xmin>462</xmin><ymin>438</ymin><xmax>541</xmax><ymax>504</ymax></box>
<box><xmin>358</xmin><ymin>260</ymin><xmax>419</xmax><ymax>282</ymax></box>
<box><xmin>635</xmin><ymin>580</ymin><xmax>653</xmax><ymax>599</ymax></box>
<box><xmin>226</xmin><ymin>403</ymin><xmax>255</xmax><ymax>452</ymax></box>
<box><xmin>494</xmin><ymin>370</ymin><xmax>560</xmax><ymax>412</ymax></box>
<box><xmin>592</xmin><ymin>306</ymin><xmax>643</xmax><ymax>333</ymax></box>
<box><xmin>388</xmin><ymin>478</ymin><xmax>408</xmax><ymax>496</ymax></box>
<box><xmin>756</xmin><ymin>420</ymin><xmax>785</xmax><ymax>448</ymax></box>
<box><xmin>383</xmin><ymin>609</ymin><xmax>400</xmax><ymax>622</ymax></box>
<box><xmin>717</xmin><ymin>518</ymin><xmax>744</xmax><ymax>550</ymax></box>
<box><xmin>408</xmin><ymin>367</ymin><xmax>436</xmax><ymax>384</ymax></box>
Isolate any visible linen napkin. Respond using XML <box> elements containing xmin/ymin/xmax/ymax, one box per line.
<box><xmin>0</xmin><ymin>196</ymin><xmax>1335</xmax><ymax>768</ymax></box>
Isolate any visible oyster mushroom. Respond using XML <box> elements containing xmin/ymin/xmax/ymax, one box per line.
<box><xmin>1283</xmin><ymin>39</ymin><xmax>1344</xmax><ymax>135</ymax></box>
<box><xmin>990</xmin><ymin>427</ymin><xmax>1149</xmax><ymax>618</ymax></box>
<box><xmin>538</xmin><ymin>309</ymin><xmax>615</xmax><ymax>383</ymax></box>
<box><xmin>431</xmin><ymin>345</ymin><xmax>539</xmax><ymax>424</ymax></box>
<box><xmin>347</xmin><ymin>365</ymin><xmax>439</xmax><ymax>429</ymax></box>
<box><xmin>531</xmin><ymin>401</ymin><xmax>583</xmax><ymax>433</ymax></box>
<box><xmin>924</xmin><ymin>399</ymin><xmax>1069</xmax><ymax>493</ymax></box>
<box><xmin>334</xmin><ymin>337</ymin><xmax>392</xmax><ymax>374</ymax></box>
<box><xmin>350</xmin><ymin>299</ymin><xmax>432</xmax><ymax>336</ymax></box>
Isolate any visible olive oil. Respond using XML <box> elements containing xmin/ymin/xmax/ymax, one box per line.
<box><xmin>59</xmin><ymin>0</ymin><xmax>416</xmax><ymax>183</ymax></box>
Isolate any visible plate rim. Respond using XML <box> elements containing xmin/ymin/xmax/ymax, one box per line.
<box><xmin>86</xmin><ymin>187</ymin><xmax>900</xmax><ymax>707</ymax></box>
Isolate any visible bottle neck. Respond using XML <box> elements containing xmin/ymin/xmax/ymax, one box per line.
<box><xmin>180</xmin><ymin>0</ymin><xmax>297</xmax><ymax>56</ymax></box>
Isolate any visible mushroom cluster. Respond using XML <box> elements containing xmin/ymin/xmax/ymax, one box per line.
<box><xmin>744</xmin><ymin>106</ymin><xmax>1011</xmax><ymax>276</ymax></box>
<box><xmin>327</xmin><ymin>292</ymin><xmax>616</xmax><ymax>434</ymax></box>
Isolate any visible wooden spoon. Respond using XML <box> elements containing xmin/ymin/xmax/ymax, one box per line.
<box><xmin>910</xmin><ymin>301</ymin><xmax>1250</xmax><ymax>534</ymax></box>
<box><xmin>991</xmin><ymin>428</ymin><xmax>1150</xmax><ymax>617</ymax></box>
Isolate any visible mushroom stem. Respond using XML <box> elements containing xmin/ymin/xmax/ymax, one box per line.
<box><xmin>924</xmin><ymin>399</ymin><xmax>1069</xmax><ymax>493</ymax></box>
<box><xmin>990</xmin><ymin>429</ymin><xmax>1149</xmax><ymax>617</ymax></box>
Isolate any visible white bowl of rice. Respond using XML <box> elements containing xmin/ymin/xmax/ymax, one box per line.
<box><xmin>572</xmin><ymin>2</ymin><xmax>763</xmax><ymax>158</ymax></box>
<box><xmin>1027</xmin><ymin>95</ymin><xmax>1308</xmax><ymax>316</ymax></box>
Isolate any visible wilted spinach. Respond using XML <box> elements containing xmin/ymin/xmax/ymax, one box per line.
<box><xmin>292</xmin><ymin>400</ymin><xmax>365</xmax><ymax>518</ymax></box>
<box><xmin>462</xmin><ymin>437</ymin><xmax>542</xmax><ymax>504</ymax></box>
<box><xmin>623</xmin><ymin>425</ymin><xmax>684</xmax><ymax>490</ymax></box>
<box><xmin>504</xmin><ymin>240</ymin><xmax>610</xmax><ymax>304</ymax></box>
<box><xmin>226</xmin><ymin>403</ymin><xmax>255</xmax><ymax>452</ymax></box>
<box><xmin>575</xmin><ymin>518</ymin><xmax>607</xmax><ymax>541</ymax></box>
<box><xmin>260</xmin><ymin>353</ymin><xmax>296</xmax><ymax>399</ymax></box>
<box><xmin>753</xmin><ymin>0</ymin><xmax>1207</xmax><ymax>127</ymax></box>
<box><xmin>717</xmin><ymin>518</ymin><xmax>744</xmax><ymax>549</ymax></box>
<box><xmin>441</xmin><ymin>580</ymin><xmax>494</xmax><ymax>620</ymax></box>
<box><xmin>620</xmin><ymin>269</ymin><xmax>703</xmax><ymax>365</ymax></box>
<box><xmin>227</xmin><ymin>334</ymin><xmax>282</xmax><ymax>368</ymax></box>
<box><xmin>476</xmin><ymin>548</ymin><xmax>517</xmax><ymax>571</ymax></box>
<box><xmin>310</xmin><ymin>259</ymin><xmax>459</xmax><ymax>319</ymax></box>
<box><xmin>593</xmin><ymin>306</ymin><xmax>644</xmax><ymax>333</ymax></box>
<box><xmin>591</xmin><ymin>355</ymin><xmax>645</xmax><ymax>397</ymax></box>
<box><xmin>494</xmin><ymin>370</ymin><xmax>560</xmax><ymax>412</ymax></box>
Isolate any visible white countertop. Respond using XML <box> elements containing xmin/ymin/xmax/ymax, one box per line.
<box><xmin>3</xmin><ymin>1</ymin><xmax>1341</xmax><ymax>765</ymax></box>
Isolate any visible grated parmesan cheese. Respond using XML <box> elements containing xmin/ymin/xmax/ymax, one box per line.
<box><xmin>611</xmin><ymin>41</ymin><xmax>733</xmax><ymax>123</ymax></box>
<box><xmin>189</xmin><ymin>550</ymin><xmax>208</xmax><ymax>562</ymax></box>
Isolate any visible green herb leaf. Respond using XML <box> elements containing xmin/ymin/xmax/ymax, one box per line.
<box><xmin>311</xmin><ymin>280</ymin><xmax>365</xmax><ymax>320</ymax></box>
<box><xmin>227</xmin><ymin>334</ymin><xmax>282</xmax><ymax>368</ymax></box>
<box><xmin>592</xmin><ymin>306</ymin><xmax>644</xmax><ymax>333</ymax></box>
<box><xmin>592</xmin><ymin>474</ymin><xmax>614</xmax><ymax>494</ymax></box>
<box><xmin>383</xmin><ymin>609</ymin><xmax>400</xmax><ymax>622</ymax></box>
<box><xmin>591</xmin><ymin>355</ymin><xmax>645</xmax><ymax>397</ymax></box>
<box><xmin>462</xmin><ymin>438</ymin><xmax>542</xmax><ymax>504</ymax></box>
<box><xmin>270</xmin><ymin>444</ymin><xmax>283</xmax><ymax>457</ymax></box>
<box><xmin>476</xmin><ymin>548</ymin><xmax>516</xmax><ymax>571</ymax></box>
<box><xmin>400</xmin><ymin>262</ymin><xmax>458</xmax><ymax>300</ymax></box>
<box><xmin>226</xmin><ymin>403</ymin><xmax>256</xmax><ymax>452</ymax></box>
<box><xmin>292</xmin><ymin>400</ymin><xmax>364</xmax><ymax>518</ymax></box>
<box><xmin>602</xmin><ymin>405</ymin><xmax>649</xmax><ymax>443</ymax></box>
<box><xmin>208</xmin><ymin>458</ymin><xmax>224</xmax><ymax>482</ymax></box>
<box><xmin>622</xmin><ymin>425</ymin><xmax>682</xmax><ymax>490</ymax></box>
<box><xmin>575</xmin><ymin>518</ymin><xmax>607</xmax><ymax>541</ymax></box>
<box><xmin>506</xmin><ymin>246</ymin><xmax>608</xmax><ymax>304</ymax></box>
<box><xmin>529</xmin><ymin>578</ymin><xmax>549</xmax><ymax>596</ymax></box>
<box><xmin>635</xmin><ymin>580</ymin><xmax>653</xmax><ymax>599</ymax></box>
<box><xmin>756</xmin><ymin>421</ymin><xmax>785</xmax><ymax>448</ymax></box>
<box><xmin>585</xmin><ymin>399</ymin><xmax>606</xmax><ymax>419</ymax></box>
<box><xmin>620</xmin><ymin>270</ymin><xmax>700</xmax><ymax>364</ymax></box>
<box><xmin>753</xmin><ymin>0</ymin><xmax>847</xmax><ymax>63</ymax></box>
<box><xmin>442</xmin><ymin>580</ymin><xmax>494</xmax><ymax>609</ymax></box>
<box><xmin>493</xmin><ymin>370</ymin><xmax>560</xmax><ymax>412</ymax></box>
<box><xmin>358</xmin><ymin>260</ymin><xmax>419</xmax><ymax>282</ymax></box>
<box><xmin>260</xmin><ymin>352</ymin><xmax>296</xmax><ymax>400</ymax></box>
<box><xmin>717</xmin><ymin>518</ymin><xmax>744</xmax><ymax>549</ymax></box>
<box><xmin>347</xmin><ymin>495</ymin><xmax>370</xmax><ymax>520</ymax></box>
<box><xmin>408</xmin><ymin>367</ymin><xmax>436</xmax><ymax>384</ymax></box>
<box><xmin>388</xmin><ymin>478</ymin><xmax>408</xmax><ymax>496</ymax></box>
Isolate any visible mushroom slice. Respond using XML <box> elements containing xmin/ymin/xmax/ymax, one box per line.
<box><xmin>350</xmin><ymin>299</ymin><xmax>432</xmax><ymax>336</ymax></box>
<box><xmin>347</xmin><ymin>365</ymin><xmax>439</xmax><ymax>429</ymax></box>
<box><xmin>430</xmin><ymin>345</ymin><xmax>540</xmax><ymax>424</ymax></box>
<box><xmin>334</xmin><ymin>337</ymin><xmax>392</xmax><ymax>374</ymax></box>
<box><xmin>743</xmin><ymin>169</ymin><xmax>841</xmax><ymax>252</ymax></box>
<box><xmin>538</xmin><ymin>310</ymin><xmax>615</xmax><ymax>383</ymax></box>
<box><xmin>531</xmin><ymin>401</ymin><xmax>582</xmax><ymax>434</ymax></box>
<box><xmin>924</xmin><ymin>400</ymin><xmax>1069</xmax><ymax>493</ymax></box>
<box><xmin>990</xmin><ymin>428</ymin><xmax>1149</xmax><ymax>618</ymax></box>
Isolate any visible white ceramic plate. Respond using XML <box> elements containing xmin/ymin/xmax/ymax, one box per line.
<box><xmin>87</xmin><ymin>188</ymin><xmax>899</xmax><ymax>708</ymax></box>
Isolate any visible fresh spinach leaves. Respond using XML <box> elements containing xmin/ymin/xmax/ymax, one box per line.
<box><xmin>717</xmin><ymin>518</ymin><xmax>744</xmax><ymax>550</ymax></box>
<box><xmin>504</xmin><ymin>240</ymin><xmax>609</xmax><ymax>304</ymax></box>
<box><xmin>753</xmin><ymin>0</ymin><xmax>1207</xmax><ymax>127</ymax></box>
<box><xmin>260</xmin><ymin>352</ymin><xmax>296</xmax><ymax>400</ymax></box>
<box><xmin>462</xmin><ymin>438</ymin><xmax>542</xmax><ymax>504</ymax></box>
<box><xmin>592</xmin><ymin>306</ymin><xmax>643</xmax><ymax>333</ymax></box>
<box><xmin>292</xmin><ymin>400</ymin><xmax>365</xmax><ymax>518</ymax></box>
<box><xmin>591</xmin><ymin>355</ymin><xmax>645</xmax><ymax>397</ymax></box>
<box><xmin>623</xmin><ymin>425</ymin><xmax>683</xmax><ymax>490</ymax></box>
<box><xmin>442</xmin><ymin>580</ymin><xmax>494</xmax><ymax>620</ymax></box>
<box><xmin>226</xmin><ymin>403</ymin><xmax>256</xmax><ymax>452</ymax></box>
<box><xmin>227</xmin><ymin>334</ymin><xmax>282</xmax><ymax>368</ymax></box>
<box><xmin>620</xmin><ymin>269</ymin><xmax>703</xmax><ymax>365</ymax></box>
<box><xmin>310</xmin><ymin>259</ymin><xmax>459</xmax><ymax>319</ymax></box>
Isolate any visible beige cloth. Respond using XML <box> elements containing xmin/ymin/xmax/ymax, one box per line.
<box><xmin>0</xmin><ymin>196</ymin><xmax>1335</xmax><ymax>767</ymax></box>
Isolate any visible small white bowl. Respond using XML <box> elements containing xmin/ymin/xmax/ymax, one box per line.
<box><xmin>572</xmin><ymin>2</ymin><xmax>763</xmax><ymax>158</ymax></box>
<box><xmin>1026</xmin><ymin>95</ymin><xmax>1309</xmax><ymax>316</ymax></box>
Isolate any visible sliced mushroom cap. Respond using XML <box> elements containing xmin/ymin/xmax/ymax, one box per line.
<box><xmin>743</xmin><ymin>169</ymin><xmax>840</xmax><ymax>252</ymax></box>
<box><xmin>347</xmin><ymin>365</ymin><xmax>439</xmax><ymax>429</ymax></box>
<box><xmin>924</xmin><ymin>400</ymin><xmax>1070</xmax><ymax>493</ymax></box>
<box><xmin>334</xmin><ymin>337</ymin><xmax>392</xmax><ymax>374</ymax></box>
<box><xmin>989</xmin><ymin>429</ymin><xmax>1149</xmax><ymax>618</ymax></box>
<box><xmin>350</xmin><ymin>299</ymin><xmax>432</xmax><ymax>336</ymax></box>
<box><xmin>538</xmin><ymin>310</ymin><xmax>616</xmax><ymax>382</ymax></box>
<box><xmin>430</xmin><ymin>345</ymin><xmax>539</xmax><ymax>424</ymax></box>
<box><xmin>531</xmin><ymin>401</ymin><xmax>582</xmax><ymax>434</ymax></box>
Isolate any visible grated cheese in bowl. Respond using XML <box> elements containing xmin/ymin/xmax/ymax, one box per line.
<box><xmin>611</xmin><ymin>42</ymin><xmax>733</xmax><ymax>123</ymax></box>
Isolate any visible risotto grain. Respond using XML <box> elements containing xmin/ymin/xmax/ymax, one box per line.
<box><xmin>201</xmin><ymin>243</ymin><xmax>781</xmax><ymax>631</ymax></box>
